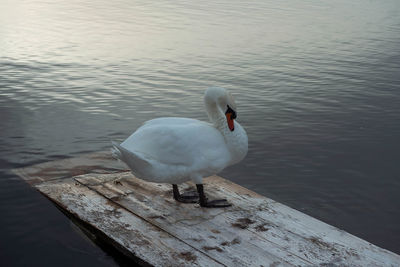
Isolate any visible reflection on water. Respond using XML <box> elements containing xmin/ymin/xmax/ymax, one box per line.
<box><xmin>1</xmin><ymin>0</ymin><xmax>400</xmax><ymax>265</ymax></box>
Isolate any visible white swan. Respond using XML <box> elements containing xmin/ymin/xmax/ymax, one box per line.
<box><xmin>112</xmin><ymin>87</ymin><xmax>248</xmax><ymax>207</ymax></box>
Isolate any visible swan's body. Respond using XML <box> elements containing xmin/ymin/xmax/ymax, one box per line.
<box><xmin>112</xmin><ymin>87</ymin><xmax>248</xmax><ymax>207</ymax></box>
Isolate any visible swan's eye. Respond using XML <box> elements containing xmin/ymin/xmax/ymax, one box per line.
<box><xmin>225</xmin><ymin>105</ymin><xmax>237</xmax><ymax>119</ymax></box>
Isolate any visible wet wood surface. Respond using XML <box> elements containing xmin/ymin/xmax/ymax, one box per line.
<box><xmin>13</xmin><ymin>152</ymin><xmax>400</xmax><ymax>266</ymax></box>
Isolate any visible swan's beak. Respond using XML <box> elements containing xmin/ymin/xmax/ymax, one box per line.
<box><xmin>225</xmin><ymin>106</ymin><xmax>237</xmax><ymax>132</ymax></box>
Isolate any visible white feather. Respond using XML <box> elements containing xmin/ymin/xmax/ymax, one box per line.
<box><xmin>112</xmin><ymin>87</ymin><xmax>248</xmax><ymax>185</ymax></box>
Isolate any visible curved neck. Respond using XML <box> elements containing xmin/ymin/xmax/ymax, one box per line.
<box><xmin>205</xmin><ymin>101</ymin><xmax>225</xmax><ymax>129</ymax></box>
<box><xmin>204</xmin><ymin>90</ymin><xmax>248</xmax><ymax>166</ymax></box>
<box><xmin>205</xmin><ymin>100</ymin><xmax>248</xmax><ymax>165</ymax></box>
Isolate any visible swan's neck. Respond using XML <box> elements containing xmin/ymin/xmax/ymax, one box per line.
<box><xmin>205</xmin><ymin>101</ymin><xmax>223</xmax><ymax>125</ymax></box>
<box><xmin>206</xmin><ymin>102</ymin><xmax>248</xmax><ymax>165</ymax></box>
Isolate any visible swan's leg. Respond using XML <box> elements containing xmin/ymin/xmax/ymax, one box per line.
<box><xmin>196</xmin><ymin>184</ymin><xmax>231</xmax><ymax>208</ymax></box>
<box><xmin>172</xmin><ymin>184</ymin><xmax>199</xmax><ymax>203</ymax></box>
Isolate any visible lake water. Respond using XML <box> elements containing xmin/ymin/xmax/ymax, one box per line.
<box><xmin>1</xmin><ymin>0</ymin><xmax>400</xmax><ymax>265</ymax></box>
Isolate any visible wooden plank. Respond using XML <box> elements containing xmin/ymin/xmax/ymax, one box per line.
<box><xmin>76</xmin><ymin>174</ymin><xmax>303</xmax><ymax>266</ymax></box>
<box><xmin>208</xmin><ymin>177</ymin><xmax>400</xmax><ymax>267</ymax></box>
<box><xmin>75</xmin><ymin>172</ymin><xmax>400</xmax><ymax>267</ymax></box>
<box><xmin>12</xmin><ymin>152</ymin><xmax>400</xmax><ymax>266</ymax></box>
<box><xmin>36</xmin><ymin>178</ymin><xmax>223</xmax><ymax>267</ymax></box>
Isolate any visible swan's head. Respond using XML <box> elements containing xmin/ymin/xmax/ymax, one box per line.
<box><xmin>204</xmin><ymin>87</ymin><xmax>237</xmax><ymax>131</ymax></box>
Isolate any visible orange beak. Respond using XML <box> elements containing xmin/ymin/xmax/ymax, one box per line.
<box><xmin>226</xmin><ymin>113</ymin><xmax>235</xmax><ymax>131</ymax></box>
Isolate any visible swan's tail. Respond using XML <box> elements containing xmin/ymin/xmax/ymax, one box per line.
<box><xmin>111</xmin><ymin>141</ymin><xmax>123</xmax><ymax>161</ymax></box>
<box><xmin>111</xmin><ymin>141</ymin><xmax>150</xmax><ymax>178</ymax></box>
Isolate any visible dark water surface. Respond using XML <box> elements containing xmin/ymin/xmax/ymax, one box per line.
<box><xmin>1</xmin><ymin>0</ymin><xmax>400</xmax><ymax>265</ymax></box>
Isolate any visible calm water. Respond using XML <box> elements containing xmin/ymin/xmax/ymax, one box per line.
<box><xmin>1</xmin><ymin>0</ymin><xmax>400</xmax><ymax>265</ymax></box>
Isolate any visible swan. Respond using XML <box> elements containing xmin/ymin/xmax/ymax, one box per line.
<box><xmin>111</xmin><ymin>87</ymin><xmax>248</xmax><ymax>208</ymax></box>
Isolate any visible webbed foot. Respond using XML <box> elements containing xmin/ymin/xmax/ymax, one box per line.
<box><xmin>196</xmin><ymin>184</ymin><xmax>231</xmax><ymax>208</ymax></box>
<box><xmin>173</xmin><ymin>185</ymin><xmax>199</xmax><ymax>203</ymax></box>
<box><xmin>200</xmin><ymin>198</ymin><xmax>231</xmax><ymax>208</ymax></box>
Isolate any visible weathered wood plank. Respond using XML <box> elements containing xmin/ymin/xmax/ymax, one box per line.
<box><xmin>76</xmin><ymin>174</ymin><xmax>303</xmax><ymax>266</ymax></box>
<box><xmin>36</xmin><ymin>178</ymin><xmax>223</xmax><ymax>267</ymax></box>
<box><xmin>208</xmin><ymin>177</ymin><xmax>400</xmax><ymax>267</ymax></box>
<box><xmin>12</xmin><ymin>152</ymin><xmax>400</xmax><ymax>266</ymax></box>
<box><xmin>75</xmin><ymin>172</ymin><xmax>400</xmax><ymax>267</ymax></box>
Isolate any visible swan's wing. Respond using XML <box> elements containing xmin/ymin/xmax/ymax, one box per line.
<box><xmin>121</xmin><ymin>119</ymin><xmax>230</xmax><ymax>168</ymax></box>
<box><xmin>143</xmin><ymin>117</ymin><xmax>200</xmax><ymax>127</ymax></box>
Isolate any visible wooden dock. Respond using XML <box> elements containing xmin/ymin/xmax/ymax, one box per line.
<box><xmin>13</xmin><ymin>152</ymin><xmax>400</xmax><ymax>266</ymax></box>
